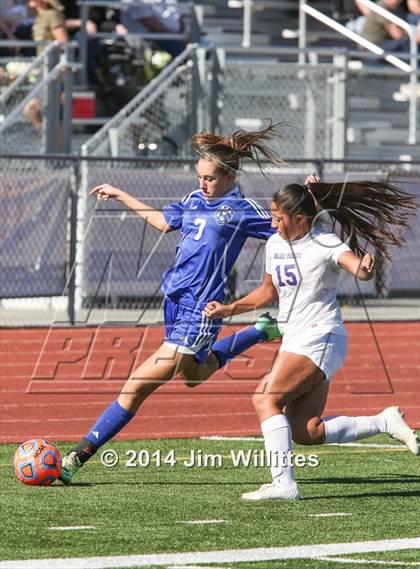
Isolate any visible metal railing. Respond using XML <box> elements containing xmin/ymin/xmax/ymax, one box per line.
<box><xmin>0</xmin><ymin>41</ymin><xmax>57</xmax><ymax>107</ymax></box>
<box><xmin>224</xmin><ymin>0</ymin><xmax>330</xmax><ymax>49</ymax></box>
<box><xmin>2</xmin><ymin>40</ymin><xmax>418</xmax><ymax>160</ymax></box>
<box><xmin>0</xmin><ymin>41</ymin><xmax>81</xmax><ymax>154</ymax></box>
<box><xmin>82</xmin><ymin>43</ymin><xmax>205</xmax><ymax>157</ymax></box>
<box><xmin>79</xmin><ymin>43</ymin><xmax>419</xmax><ymax>164</ymax></box>
<box><xmin>299</xmin><ymin>0</ymin><xmax>418</xmax><ymax>145</ymax></box>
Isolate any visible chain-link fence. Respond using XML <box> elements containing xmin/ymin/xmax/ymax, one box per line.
<box><xmin>82</xmin><ymin>47</ymin><xmax>419</xmax><ymax>164</ymax></box>
<box><xmin>1</xmin><ymin>159</ymin><xmax>72</xmax><ymax>298</ymax></box>
<box><xmin>83</xmin><ymin>44</ymin><xmax>209</xmax><ymax>159</ymax></box>
<box><xmin>0</xmin><ymin>155</ymin><xmax>419</xmax><ymax>327</ymax></box>
<box><xmin>83</xmin><ymin>50</ymin><xmax>343</xmax><ymax>161</ymax></box>
<box><xmin>0</xmin><ymin>41</ymin><xmax>78</xmax><ymax>156</ymax></box>
<box><xmin>215</xmin><ymin>61</ymin><xmax>340</xmax><ymax>161</ymax></box>
<box><xmin>2</xmin><ymin>44</ymin><xmax>418</xmax><ymax>162</ymax></box>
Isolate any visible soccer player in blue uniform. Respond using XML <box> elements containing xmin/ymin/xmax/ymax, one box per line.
<box><xmin>59</xmin><ymin>121</ymin><xmax>294</xmax><ymax>482</ymax></box>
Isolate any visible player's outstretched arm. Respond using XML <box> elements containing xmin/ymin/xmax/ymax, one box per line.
<box><xmin>205</xmin><ymin>272</ymin><xmax>277</xmax><ymax>319</ymax></box>
<box><xmin>89</xmin><ymin>183</ymin><xmax>172</xmax><ymax>233</ymax></box>
<box><xmin>338</xmin><ymin>251</ymin><xmax>375</xmax><ymax>281</ymax></box>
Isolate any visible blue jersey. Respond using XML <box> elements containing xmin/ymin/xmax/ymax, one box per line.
<box><xmin>162</xmin><ymin>185</ymin><xmax>274</xmax><ymax>306</ymax></box>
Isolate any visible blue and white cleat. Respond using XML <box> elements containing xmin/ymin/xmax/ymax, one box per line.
<box><xmin>255</xmin><ymin>312</ymin><xmax>283</xmax><ymax>341</ymax></box>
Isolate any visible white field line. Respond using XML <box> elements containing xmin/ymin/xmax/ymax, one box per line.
<box><xmin>0</xmin><ymin>437</ymin><xmax>411</xmax><ymax>448</ymax></box>
<box><xmin>201</xmin><ymin>436</ymin><xmax>264</xmax><ymax>441</ymax></box>
<box><xmin>317</xmin><ymin>556</ymin><xmax>420</xmax><ymax>566</ymax></box>
<box><xmin>0</xmin><ymin>537</ymin><xmax>419</xmax><ymax>569</ymax></box>
<box><xmin>309</xmin><ymin>513</ymin><xmax>353</xmax><ymax>518</ymax></box>
<box><xmin>327</xmin><ymin>443</ymin><xmax>406</xmax><ymax>449</ymax></box>
<box><xmin>48</xmin><ymin>526</ymin><xmax>96</xmax><ymax>531</ymax></box>
<box><xmin>167</xmin><ymin>566</ymin><xmax>227</xmax><ymax>569</ymax></box>
<box><xmin>177</xmin><ymin>520</ymin><xmax>226</xmax><ymax>525</ymax></box>
<box><xmin>201</xmin><ymin>437</ymin><xmax>405</xmax><ymax>449</ymax></box>
<box><xmin>0</xmin><ymin>429</ymin><xmax>264</xmax><ymax>443</ymax></box>
<box><xmin>167</xmin><ymin>566</ymin><xmax>226</xmax><ymax>569</ymax></box>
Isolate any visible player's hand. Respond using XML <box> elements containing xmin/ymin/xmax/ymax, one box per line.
<box><xmin>204</xmin><ymin>301</ymin><xmax>232</xmax><ymax>319</ymax></box>
<box><xmin>89</xmin><ymin>183</ymin><xmax>125</xmax><ymax>201</ymax></box>
<box><xmin>360</xmin><ymin>253</ymin><xmax>375</xmax><ymax>274</ymax></box>
<box><xmin>304</xmin><ymin>173</ymin><xmax>320</xmax><ymax>185</ymax></box>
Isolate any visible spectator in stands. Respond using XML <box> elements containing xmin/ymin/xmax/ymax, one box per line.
<box><xmin>61</xmin><ymin>0</ymin><xmax>123</xmax><ymax>36</ymax></box>
<box><xmin>406</xmin><ymin>0</ymin><xmax>420</xmax><ymax>32</ymax></box>
<box><xmin>61</xmin><ymin>0</ymin><xmax>98</xmax><ymax>36</ymax></box>
<box><xmin>30</xmin><ymin>0</ymin><xmax>68</xmax><ymax>51</ymax></box>
<box><xmin>361</xmin><ymin>0</ymin><xmax>419</xmax><ymax>53</ymax></box>
<box><xmin>60</xmin><ymin>0</ymin><xmax>110</xmax><ymax>86</ymax></box>
<box><xmin>119</xmin><ymin>0</ymin><xmax>186</xmax><ymax>58</ymax></box>
<box><xmin>24</xmin><ymin>0</ymin><xmax>68</xmax><ymax>133</ymax></box>
<box><xmin>0</xmin><ymin>1</ymin><xmax>25</xmax><ymax>40</ymax></box>
<box><xmin>344</xmin><ymin>0</ymin><xmax>377</xmax><ymax>35</ymax></box>
<box><xmin>0</xmin><ymin>1</ymin><xmax>33</xmax><ymax>54</ymax></box>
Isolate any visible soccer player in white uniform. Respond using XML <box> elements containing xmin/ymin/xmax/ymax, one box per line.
<box><xmin>205</xmin><ymin>176</ymin><xmax>419</xmax><ymax>500</ymax></box>
<box><xmin>59</xmin><ymin>121</ymin><xmax>291</xmax><ymax>483</ymax></box>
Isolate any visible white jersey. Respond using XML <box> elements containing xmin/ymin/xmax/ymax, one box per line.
<box><xmin>265</xmin><ymin>226</ymin><xmax>351</xmax><ymax>342</ymax></box>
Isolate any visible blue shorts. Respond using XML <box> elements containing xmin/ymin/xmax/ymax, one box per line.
<box><xmin>163</xmin><ymin>297</ymin><xmax>223</xmax><ymax>363</ymax></box>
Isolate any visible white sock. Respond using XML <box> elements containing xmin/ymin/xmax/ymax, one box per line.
<box><xmin>354</xmin><ymin>413</ymin><xmax>387</xmax><ymax>439</ymax></box>
<box><xmin>261</xmin><ymin>414</ymin><xmax>295</xmax><ymax>488</ymax></box>
<box><xmin>323</xmin><ymin>413</ymin><xmax>387</xmax><ymax>444</ymax></box>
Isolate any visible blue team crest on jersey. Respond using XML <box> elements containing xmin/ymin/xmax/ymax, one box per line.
<box><xmin>215</xmin><ymin>205</ymin><xmax>234</xmax><ymax>225</ymax></box>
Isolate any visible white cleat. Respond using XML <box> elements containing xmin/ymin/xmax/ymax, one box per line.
<box><xmin>242</xmin><ymin>482</ymin><xmax>301</xmax><ymax>501</ymax></box>
<box><xmin>381</xmin><ymin>406</ymin><xmax>420</xmax><ymax>455</ymax></box>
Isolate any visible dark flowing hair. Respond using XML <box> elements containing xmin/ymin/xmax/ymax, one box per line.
<box><xmin>192</xmin><ymin>119</ymin><xmax>287</xmax><ymax>174</ymax></box>
<box><xmin>272</xmin><ymin>181</ymin><xmax>416</xmax><ymax>258</ymax></box>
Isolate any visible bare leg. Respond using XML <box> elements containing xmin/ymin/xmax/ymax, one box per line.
<box><xmin>252</xmin><ymin>351</ymin><xmax>325</xmax><ymax>423</ymax></box>
<box><xmin>286</xmin><ymin>379</ymin><xmax>329</xmax><ymax>445</ymax></box>
<box><xmin>286</xmin><ymin>371</ymin><xmax>419</xmax><ymax>454</ymax></box>
<box><xmin>60</xmin><ymin>344</ymin><xmax>198</xmax><ymax>481</ymax></box>
<box><xmin>118</xmin><ymin>344</ymin><xmax>198</xmax><ymax>413</ymax></box>
<box><xmin>181</xmin><ymin>315</ymin><xmax>279</xmax><ymax>388</ymax></box>
<box><xmin>180</xmin><ymin>352</ymin><xmax>220</xmax><ymax>388</ymax></box>
<box><xmin>242</xmin><ymin>352</ymin><xmax>324</xmax><ymax>500</ymax></box>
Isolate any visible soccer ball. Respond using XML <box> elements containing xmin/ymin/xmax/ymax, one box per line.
<box><xmin>14</xmin><ymin>439</ymin><xmax>61</xmax><ymax>486</ymax></box>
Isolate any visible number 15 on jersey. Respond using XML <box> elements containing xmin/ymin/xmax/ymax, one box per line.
<box><xmin>275</xmin><ymin>263</ymin><xmax>298</xmax><ymax>287</ymax></box>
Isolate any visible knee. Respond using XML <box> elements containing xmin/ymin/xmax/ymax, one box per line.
<box><xmin>181</xmin><ymin>369</ymin><xmax>207</xmax><ymax>389</ymax></box>
<box><xmin>119</xmin><ymin>379</ymin><xmax>159</xmax><ymax>412</ymax></box>
<box><xmin>118</xmin><ymin>393</ymin><xmax>142</xmax><ymax>414</ymax></box>
<box><xmin>183</xmin><ymin>376</ymin><xmax>201</xmax><ymax>389</ymax></box>
<box><xmin>252</xmin><ymin>392</ymin><xmax>279</xmax><ymax>420</ymax></box>
<box><xmin>292</xmin><ymin>416</ymin><xmax>324</xmax><ymax>445</ymax></box>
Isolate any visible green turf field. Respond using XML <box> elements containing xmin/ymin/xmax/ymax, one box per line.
<box><xmin>1</xmin><ymin>436</ymin><xmax>419</xmax><ymax>567</ymax></box>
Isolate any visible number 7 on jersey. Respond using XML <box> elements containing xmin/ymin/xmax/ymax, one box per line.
<box><xmin>194</xmin><ymin>218</ymin><xmax>206</xmax><ymax>240</ymax></box>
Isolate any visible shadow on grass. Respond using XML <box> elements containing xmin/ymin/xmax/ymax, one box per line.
<box><xmin>301</xmin><ymin>474</ymin><xmax>420</xmax><ymax>485</ymax></box>
<box><xmin>56</xmin><ymin>481</ymin><xmax>268</xmax><ymax>486</ymax></box>
<box><xmin>303</xmin><ymin>489</ymin><xmax>420</xmax><ymax>500</ymax></box>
